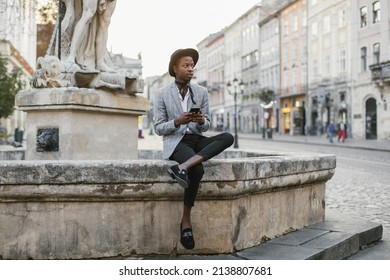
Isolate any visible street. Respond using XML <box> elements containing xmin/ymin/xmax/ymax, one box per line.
<box><xmin>236</xmin><ymin>136</ymin><xmax>390</xmax><ymax>241</ymax></box>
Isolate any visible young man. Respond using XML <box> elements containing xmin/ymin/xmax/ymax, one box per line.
<box><xmin>153</xmin><ymin>48</ymin><xmax>234</xmax><ymax>250</ymax></box>
<box><xmin>327</xmin><ymin>120</ymin><xmax>336</xmax><ymax>143</ymax></box>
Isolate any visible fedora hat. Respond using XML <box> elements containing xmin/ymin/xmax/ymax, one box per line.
<box><xmin>168</xmin><ymin>48</ymin><xmax>199</xmax><ymax>77</ymax></box>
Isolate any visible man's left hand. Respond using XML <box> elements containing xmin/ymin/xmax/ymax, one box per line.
<box><xmin>190</xmin><ymin>112</ymin><xmax>204</xmax><ymax>125</ymax></box>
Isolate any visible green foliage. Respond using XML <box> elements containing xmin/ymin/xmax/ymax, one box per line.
<box><xmin>257</xmin><ymin>89</ymin><xmax>276</xmax><ymax>104</ymax></box>
<box><xmin>38</xmin><ymin>0</ymin><xmax>59</xmax><ymax>24</ymax></box>
<box><xmin>0</xmin><ymin>56</ymin><xmax>23</xmax><ymax>120</ymax></box>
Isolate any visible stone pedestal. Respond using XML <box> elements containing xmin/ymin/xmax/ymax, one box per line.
<box><xmin>15</xmin><ymin>88</ymin><xmax>149</xmax><ymax>160</ymax></box>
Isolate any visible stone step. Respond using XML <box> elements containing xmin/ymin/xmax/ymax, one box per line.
<box><xmin>147</xmin><ymin>209</ymin><xmax>383</xmax><ymax>260</ymax></box>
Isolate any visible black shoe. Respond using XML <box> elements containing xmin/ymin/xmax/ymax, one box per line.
<box><xmin>180</xmin><ymin>225</ymin><xmax>195</xmax><ymax>250</ymax></box>
<box><xmin>167</xmin><ymin>165</ymin><xmax>190</xmax><ymax>189</ymax></box>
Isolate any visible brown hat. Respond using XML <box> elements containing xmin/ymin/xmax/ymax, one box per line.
<box><xmin>168</xmin><ymin>48</ymin><xmax>199</xmax><ymax>77</ymax></box>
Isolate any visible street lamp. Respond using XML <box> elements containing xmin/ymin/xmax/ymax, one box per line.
<box><xmin>227</xmin><ymin>78</ymin><xmax>245</xmax><ymax>148</ymax></box>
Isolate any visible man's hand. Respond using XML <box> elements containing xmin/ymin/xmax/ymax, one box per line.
<box><xmin>189</xmin><ymin>111</ymin><xmax>204</xmax><ymax>125</ymax></box>
<box><xmin>174</xmin><ymin>112</ymin><xmax>193</xmax><ymax>127</ymax></box>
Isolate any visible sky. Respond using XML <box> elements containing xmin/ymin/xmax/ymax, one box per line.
<box><xmin>108</xmin><ymin>0</ymin><xmax>262</xmax><ymax>78</ymax></box>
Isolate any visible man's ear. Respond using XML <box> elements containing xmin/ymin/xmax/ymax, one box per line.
<box><xmin>173</xmin><ymin>65</ymin><xmax>178</xmax><ymax>75</ymax></box>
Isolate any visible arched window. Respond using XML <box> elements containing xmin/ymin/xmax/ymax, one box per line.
<box><xmin>373</xmin><ymin>1</ymin><xmax>381</xmax><ymax>23</ymax></box>
<box><xmin>365</xmin><ymin>98</ymin><xmax>377</xmax><ymax>139</ymax></box>
<box><xmin>360</xmin><ymin>6</ymin><xmax>367</xmax><ymax>27</ymax></box>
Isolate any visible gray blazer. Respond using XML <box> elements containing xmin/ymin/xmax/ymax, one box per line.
<box><xmin>154</xmin><ymin>81</ymin><xmax>211</xmax><ymax>159</ymax></box>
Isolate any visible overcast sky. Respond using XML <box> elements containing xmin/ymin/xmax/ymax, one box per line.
<box><xmin>108</xmin><ymin>0</ymin><xmax>263</xmax><ymax>77</ymax></box>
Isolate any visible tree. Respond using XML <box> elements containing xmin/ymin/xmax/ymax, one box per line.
<box><xmin>0</xmin><ymin>56</ymin><xmax>23</xmax><ymax>121</ymax></box>
<box><xmin>38</xmin><ymin>0</ymin><xmax>59</xmax><ymax>25</ymax></box>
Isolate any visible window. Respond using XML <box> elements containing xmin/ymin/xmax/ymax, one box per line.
<box><xmin>323</xmin><ymin>16</ymin><xmax>330</xmax><ymax>34</ymax></box>
<box><xmin>293</xmin><ymin>15</ymin><xmax>298</xmax><ymax>32</ymax></box>
<box><xmin>313</xmin><ymin>59</ymin><xmax>318</xmax><ymax>78</ymax></box>
<box><xmin>339</xmin><ymin>49</ymin><xmax>346</xmax><ymax>72</ymax></box>
<box><xmin>311</xmin><ymin>22</ymin><xmax>318</xmax><ymax>37</ymax></box>
<box><xmin>284</xmin><ymin>19</ymin><xmax>289</xmax><ymax>36</ymax></box>
<box><xmin>360</xmin><ymin>7</ymin><xmax>367</xmax><ymax>27</ymax></box>
<box><xmin>361</xmin><ymin>47</ymin><xmax>367</xmax><ymax>72</ymax></box>
<box><xmin>373</xmin><ymin>43</ymin><xmax>380</xmax><ymax>64</ymax></box>
<box><xmin>325</xmin><ymin>54</ymin><xmax>331</xmax><ymax>75</ymax></box>
<box><xmin>302</xmin><ymin>10</ymin><xmax>307</xmax><ymax>27</ymax></box>
<box><xmin>373</xmin><ymin>1</ymin><xmax>381</xmax><ymax>23</ymax></box>
<box><xmin>339</xmin><ymin>9</ymin><xmax>346</xmax><ymax>27</ymax></box>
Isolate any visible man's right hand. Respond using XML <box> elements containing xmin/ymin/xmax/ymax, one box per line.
<box><xmin>174</xmin><ymin>113</ymin><xmax>192</xmax><ymax>127</ymax></box>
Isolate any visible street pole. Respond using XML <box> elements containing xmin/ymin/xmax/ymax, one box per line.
<box><xmin>58</xmin><ymin>0</ymin><xmax>62</xmax><ymax>60</ymax></box>
<box><xmin>227</xmin><ymin>78</ymin><xmax>245</xmax><ymax>149</ymax></box>
<box><xmin>233</xmin><ymin>91</ymin><xmax>238</xmax><ymax>148</ymax></box>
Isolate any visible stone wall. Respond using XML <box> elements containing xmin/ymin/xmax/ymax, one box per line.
<box><xmin>0</xmin><ymin>150</ymin><xmax>336</xmax><ymax>259</ymax></box>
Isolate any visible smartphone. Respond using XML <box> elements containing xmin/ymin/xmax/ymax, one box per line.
<box><xmin>189</xmin><ymin>107</ymin><xmax>201</xmax><ymax>113</ymax></box>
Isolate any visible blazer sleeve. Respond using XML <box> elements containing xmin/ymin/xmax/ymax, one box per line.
<box><xmin>153</xmin><ymin>87</ymin><xmax>179</xmax><ymax>136</ymax></box>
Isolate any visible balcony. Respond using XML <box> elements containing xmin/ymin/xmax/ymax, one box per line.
<box><xmin>369</xmin><ymin>61</ymin><xmax>390</xmax><ymax>84</ymax></box>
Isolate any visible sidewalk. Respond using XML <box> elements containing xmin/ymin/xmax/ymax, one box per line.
<box><xmin>240</xmin><ymin>132</ymin><xmax>390</xmax><ymax>152</ymax></box>
<box><xmin>138</xmin><ymin>130</ymin><xmax>390</xmax><ymax>153</ymax></box>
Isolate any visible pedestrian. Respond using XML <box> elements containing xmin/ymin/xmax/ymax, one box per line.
<box><xmin>153</xmin><ymin>48</ymin><xmax>234</xmax><ymax>250</ymax></box>
<box><xmin>338</xmin><ymin>121</ymin><xmax>346</xmax><ymax>142</ymax></box>
<box><xmin>327</xmin><ymin>120</ymin><xmax>336</xmax><ymax>143</ymax></box>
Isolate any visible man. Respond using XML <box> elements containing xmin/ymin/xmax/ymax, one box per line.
<box><xmin>337</xmin><ymin>121</ymin><xmax>346</xmax><ymax>142</ymax></box>
<box><xmin>327</xmin><ymin>120</ymin><xmax>336</xmax><ymax>143</ymax></box>
<box><xmin>154</xmin><ymin>48</ymin><xmax>234</xmax><ymax>250</ymax></box>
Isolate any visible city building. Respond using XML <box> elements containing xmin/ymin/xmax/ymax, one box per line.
<box><xmin>206</xmin><ymin>32</ymin><xmax>225</xmax><ymax>131</ymax></box>
<box><xmin>352</xmin><ymin>0</ymin><xmax>390</xmax><ymax>140</ymax></box>
<box><xmin>307</xmin><ymin>0</ymin><xmax>351</xmax><ymax>137</ymax></box>
<box><xmin>240</xmin><ymin>5</ymin><xmax>262</xmax><ymax>134</ymax></box>
<box><xmin>258</xmin><ymin>6</ymin><xmax>283</xmax><ymax>135</ymax></box>
<box><xmin>0</xmin><ymin>0</ymin><xmax>36</xmax><ymax>136</ymax></box>
<box><xmin>222</xmin><ymin>17</ymin><xmax>243</xmax><ymax>133</ymax></box>
<box><xmin>279</xmin><ymin>0</ymin><xmax>308</xmax><ymax>135</ymax></box>
<box><xmin>145</xmin><ymin>0</ymin><xmax>389</xmax><ymax>141</ymax></box>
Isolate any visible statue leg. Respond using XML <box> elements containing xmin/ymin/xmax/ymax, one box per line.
<box><xmin>96</xmin><ymin>0</ymin><xmax>116</xmax><ymax>72</ymax></box>
<box><xmin>67</xmin><ymin>0</ymin><xmax>99</xmax><ymax>64</ymax></box>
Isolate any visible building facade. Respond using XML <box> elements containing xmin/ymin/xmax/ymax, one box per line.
<box><xmin>352</xmin><ymin>0</ymin><xmax>390</xmax><ymax>140</ymax></box>
<box><xmin>279</xmin><ymin>0</ymin><xmax>308</xmax><ymax>135</ymax></box>
<box><xmin>240</xmin><ymin>5</ymin><xmax>262</xmax><ymax>134</ymax></box>
<box><xmin>307</xmin><ymin>0</ymin><xmax>351</xmax><ymax>136</ymax></box>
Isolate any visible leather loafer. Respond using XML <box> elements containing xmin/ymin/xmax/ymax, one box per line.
<box><xmin>180</xmin><ymin>225</ymin><xmax>195</xmax><ymax>250</ymax></box>
<box><xmin>167</xmin><ymin>165</ymin><xmax>190</xmax><ymax>189</ymax></box>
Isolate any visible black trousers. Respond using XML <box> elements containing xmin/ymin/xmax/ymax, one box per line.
<box><xmin>169</xmin><ymin>132</ymin><xmax>234</xmax><ymax>207</ymax></box>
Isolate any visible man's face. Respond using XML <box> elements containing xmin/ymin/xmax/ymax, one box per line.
<box><xmin>174</xmin><ymin>56</ymin><xmax>195</xmax><ymax>82</ymax></box>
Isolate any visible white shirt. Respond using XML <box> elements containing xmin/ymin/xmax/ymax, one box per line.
<box><xmin>177</xmin><ymin>87</ymin><xmax>190</xmax><ymax>112</ymax></box>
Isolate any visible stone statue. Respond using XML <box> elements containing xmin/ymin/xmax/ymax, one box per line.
<box><xmin>62</xmin><ymin>0</ymin><xmax>116</xmax><ymax>72</ymax></box>
<box><xmin>31</xmin><ymin>55</ymin><xmax>70</xmax><ymax>88</ymax></box>
<box><xmin>33</xmin><ymin>0</ymin><xmax>142</xmax><ymax>94</ymax></box>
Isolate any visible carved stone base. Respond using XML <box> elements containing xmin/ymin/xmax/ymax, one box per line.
<box><xmin>15</xmin><ymin>88</ymin><xmax>149</xmax><ymax>160</ymax></box>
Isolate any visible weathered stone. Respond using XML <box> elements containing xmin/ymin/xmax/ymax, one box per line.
<box><xmin>15</xmin><ymin>88</ymin><xmax>149</xmax><ymax>160</ymax></box>
<box><xmin>0</xmin><ymin>151</ymin><xmax>335</xmax><ymax>259</ymax></box>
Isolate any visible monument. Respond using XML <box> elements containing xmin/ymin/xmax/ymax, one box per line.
<box><xmin>15</xmin><ymin>0</ymin><xmax>149</xmax><ymax>160</ymax></box>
